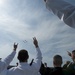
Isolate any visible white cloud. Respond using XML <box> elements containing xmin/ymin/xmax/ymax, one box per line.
<box><xmin>0</xmin><ymin>0</ymin><xmax>75</xmax><ymax>67</ymax></box>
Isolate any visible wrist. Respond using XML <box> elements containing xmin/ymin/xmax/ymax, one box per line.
<box><xmin>13</xmin><ymin>48</ymin><xmax>16</xmax><ymax>51</ymax></box>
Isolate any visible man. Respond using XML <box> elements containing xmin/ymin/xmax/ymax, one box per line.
<box><xmin>7</xmin><ymin>37</ymin><xmax>42</xmax><ymax>75</ymax></box>
<box><xmin>63</xmin><ymin>50</ymin><xmax>75</xmax><ymax>74</ymax></box>
<box><xmin>49</xmin><ymin>55</ymin><xmax>65</xmax><ymax>75</ymax></box>
<box><xmin>44</xmin><ymin>0</ymin><xmax>75</xmax><ymax>28</ymax></box>
<box><xmin>0</xmin><ymin>43</ymin><xmax>18</xmax><ymax>75</ymax></box>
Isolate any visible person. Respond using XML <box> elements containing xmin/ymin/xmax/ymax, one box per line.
<box><xmin>63</xmin><ymin>61</ymin><xmax>70</xmax><ymax>69</ymax></box>
<box><xmin>7</xmin><ymin>37</ymin><xmax>42</xmax><ymax>75</ymax></box>
<box><xmin>0</xmin><ymin>43</ymin><xmax>18</xmax><ymax>75</ymax></box>
<box><xmin>49</xmin><ymin>55</ymin><xmax>66</xmax><ymax>75</ymax></box>
<box><xmin>44</xmin><ymin>0</ymin><xmax>75</xmax><ymax>28</ymax></box>
<box><xmin>30</xmin><ymin>59</ymin><xmax>34</xmax><ymax>66</ymax></box>
<box><xmin>63</xmin><ymin>50</ymin><xmax>75</xmax><ymax>74</ymax></box>
<box><xmin>63</xmin><ymin>51</ymin><xmax>72</xmax><ymax>69</ymax></box>
<box><xmin>44</xmin><ymin>62</ymin><xmax>47</xmax><ymax>68</ymax></box>
<box><xmin>39</xmin><ymin>62</ymin><xmax>47</xmax><ymax>75</ymax></box>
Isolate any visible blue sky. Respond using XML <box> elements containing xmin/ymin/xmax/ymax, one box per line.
<box><xmin>0</xmin><ymin>0</ymin><xmax>75</xmax><ymax>67</ymax></box>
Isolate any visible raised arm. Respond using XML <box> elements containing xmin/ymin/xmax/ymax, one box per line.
<box><xmin>33</xmin><ymin>37</ymin><xmax>39</xmax><ymax>48</ymax></box>
<box><xmin>0</xmin><ymin>43</ymin><xmax>18</xmax><ymax>73</ymax></box>
<box><xmin>33</xmin><ymin>37</ymin><xmax>42</xmax><ymax>59</ymax></box>
<box><xmin>4</xmin><ymin>43</ymin><xmax>18</xmax><ymax>65</ymax></box>
<box><xmin>31</xmin><ymin>37</ymin><xmax>42</xmax><ymax>71</ymax></box>
<box><xmin>13</xmin><ymin>43</ymin><xmax>18</xmax><ymax>51</ymax></box>
<box><xmin>45</xmin><ymin>0</ymin><xmax>75</xmax><ymax>28</ymax></box>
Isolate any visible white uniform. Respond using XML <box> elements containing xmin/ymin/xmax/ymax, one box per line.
<box><xmin>46</xmin><ymin>0</ymin><xmax>75</xmax><ymax>28</ymax></box>
<box><xmin>7</xmin><ymin>47</ymin><xmax>42</xmax><ymax>75</ymax></box>
<box><xmin>0</xmin><ymin>51</ymin><xmax>16</xmax><ymax>75</ymax></box>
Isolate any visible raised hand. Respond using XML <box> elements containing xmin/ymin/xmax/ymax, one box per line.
<box><xmin>33</xmin><ymin>37</ymin><xmax>38</xmax><ymax>48</ymax></box>
<box><xmin>13</xmin><ymin>43</ymin><xmax>18</xmax><ymax>51</ymax></box>
<box><xmin>67</xmin><ymin>51</ymin><xmax>71</xmax><ymax>57</ymax></box>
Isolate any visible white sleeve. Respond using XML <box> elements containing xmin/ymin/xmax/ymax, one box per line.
<box><xmin>0</xmin><ymin>51</ymin><xmax>16</xmax><ymax>73</ymax></box>
<box><xmin>31</xmin><ymin>47</ymin><xmax>42</xmax><ymax>71</ymax></box>
<box><xmin>46</xmin><ymin>0</ymin><xmax>75</xmax><ymax>28</ymax></box>
<box><xmin>35</xmin><ymin>47</ymin><xmax>42</xmax><ymax>68</ymax></box>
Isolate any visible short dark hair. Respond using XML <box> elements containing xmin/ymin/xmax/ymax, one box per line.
<box><xmin>53</xmin><ymin>55</ymin><xmax>62</xmax><ymax>65</ymax></box>
<box><xmin>72</xmin><ymin>50</ymin><xmax>75</xmax><ymax>53</ymax></box>
<box><xmin>17</xmin><ymin>49</ymin><xmax>29</xmax><ymax>62</ymax></box>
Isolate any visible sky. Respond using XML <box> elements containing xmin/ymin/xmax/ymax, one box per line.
<box><xmin>0</xmin><ymin>0</ymin><xmax>75</xmax><ymax>67</ymax></box>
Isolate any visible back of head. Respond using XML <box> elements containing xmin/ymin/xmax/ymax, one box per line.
<box><xmin>72</xmin><ymin>50</ymin><xmax>75</xmax><ymax>60</ymax></box>
<box><xmin>72</xmin><ymin>50</ymin><xmax>75</xmax><ymax>54</ymax></box>
<box><xmin>53</xmin><ymin>55</ymin><xmax>62</xmax><ymax>67</ymax></box>
<box><xmin>17</xmin><ymin>49</ymin><xmax>29</xmax><ymax>62</ymax></box>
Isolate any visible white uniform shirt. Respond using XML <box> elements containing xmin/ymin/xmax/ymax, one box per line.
<box><xmin>7</xmin><ymin>47</ymin><xmax>42</xmax><ymax>75</ymax></box>
<box><xmin>46</xmin><ymin>0</ymin><xmax>75</xmax><ymax>28</ymax></box>
<box><xmin>0</xmin><ymin>51</ymin><xmax>16</xmax><ymax>75</ymax></box>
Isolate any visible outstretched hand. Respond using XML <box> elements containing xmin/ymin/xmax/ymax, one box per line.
<box><xmin>13</xmin><ymin>43</ymin><xmax>18</xmax><ymax>51</ymax></box>
<box><xmin>33</xmin><ymin>37</ymin><xmax>38</xmax><ymax>48</ymax></box>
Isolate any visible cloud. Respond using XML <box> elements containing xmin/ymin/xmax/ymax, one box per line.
<box><xmin>0</xmin><ymin>0</ymin><xmax>75</xmax><ymax>67</ymax></box>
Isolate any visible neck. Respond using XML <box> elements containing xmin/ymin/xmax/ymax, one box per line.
<box><xmin>20</xmin><ymin>60</ymin><xmax>27</xmax><ymax>63</ymax></box>
<box><xmin>54</xmin><ymin>65</ymin><xmax>61</xmax><ymax>67</ymax></box>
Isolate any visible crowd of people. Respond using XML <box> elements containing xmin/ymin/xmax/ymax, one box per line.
<box><xmin>0</xmin><ymin>0</ymin><xmax>75</xmax><ymax>75</ymax></box>
<box><xmin>0</xmin><ymin>37</ymin><xmax>74</xmax><ymax>75</ymax></box>
<box><xmin>39</xmin><ymin>50</ymin><xmax>75</xmax><ymax>75</ymax></box>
